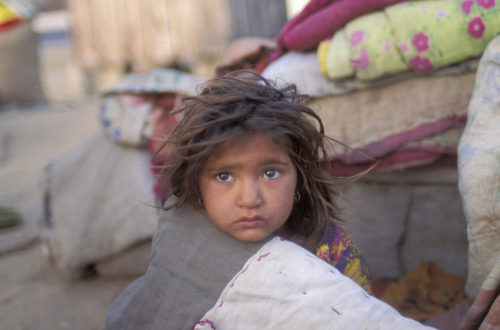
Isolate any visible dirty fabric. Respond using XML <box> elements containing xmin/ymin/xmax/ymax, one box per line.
<box><xmin>458</xmin><ymin>35</ymin><xmax>500</xmax><ymax>298</ymax></box>
<box><xmin>309</xmin><ymin>72</ymin><xmax>474</xmax><ymax>174</ymax></box>
<box><xmin>459</xmin><ymin>257</ymin><xmax>500</xmax><ymax>329</ymax></box>
<box><xmin>105</xmin><ymin>201</ymin><xmax>266</xmax><ymax>330</ymax></box>
<box><xmin>194</xmin><ymin>237</ymin><xmax>434</xmax><ymax>329</ymax></box>
<box><xmin>41</xmin><ymin>131</ymin><xmax>157</xmax><ymax>275</ymax></box>
<box><xmin>99</xmin><ymin>68</ymin><xmax>202</xmax><ymax>147</ymax></box>
<box><xmin>99</xmin><ymin>69</ymin><xmax>202</xmax><ymax>200</ymax></box>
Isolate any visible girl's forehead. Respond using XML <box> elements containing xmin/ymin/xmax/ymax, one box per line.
<box><xmin>223</xmin><ymin>131</ymin><xmax>281</xmax><ymax>150</ymax></box>
<box><xmin>207</xmin><ymin>131</ymin><xmax>290</xmax><ymax>164</ymax></box>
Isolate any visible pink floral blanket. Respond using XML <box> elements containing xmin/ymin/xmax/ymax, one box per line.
<box><xmin>318</xmin><ymin>0</ymin><xmax>499</xmax><ymax>81</ymax></box>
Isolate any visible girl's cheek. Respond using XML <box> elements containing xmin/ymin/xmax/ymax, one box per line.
<box><xmin>206</xmin><ymin>181</ymin><xmax>231</xmax><ymax>194</ymax></box>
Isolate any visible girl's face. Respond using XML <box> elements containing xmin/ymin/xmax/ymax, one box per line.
<box><xmin>199</xmin><ymin>131</ymin><xmax>297</xmax><ymax>242</ymax></box>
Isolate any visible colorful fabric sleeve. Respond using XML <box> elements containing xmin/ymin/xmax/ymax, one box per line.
<box><xmin>316</xmin><ymin>224</ymin><xmax>373</xmax><ymax>293</ymax></box>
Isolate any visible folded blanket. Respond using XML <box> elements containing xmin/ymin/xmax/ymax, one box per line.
<box><xmin>309</xmin><ymin>72</ymin><xmax>474</xmax><ymax>173</ymax></box>
<box><xmin>318</xmin><ymin>0</ymin><xmax>500</xmax><ymax>81</ymax></box>
<box><xmin>194</xmin><ymin>237</ymin><xmax>434</xmax><ymax>329</ymax></box>
<box><xmin>331</xmin><ymin>127</ymin><xmax>464</xmax><ymax>175</ymax></box>
<box><xmin>262</xmin><ymin>50</ymin><xmax>478</xmax><ymax>98</ymax></box>
<box><xmin>457</xmin><ymin>35</ymin><xmax>500</xmax><ymax>299</ymax></box>
<box><xmin>273</xmin><ymin>0</ymin><xmax>406</xmax><ymax>54</ymax></box>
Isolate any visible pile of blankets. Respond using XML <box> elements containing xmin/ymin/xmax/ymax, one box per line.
<box><xmin>261</xmin><ymin>0</ymin><xmax>499</xmax><ymax>175</ymax></box>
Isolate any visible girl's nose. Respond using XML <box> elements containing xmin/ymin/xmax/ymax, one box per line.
<box><xmin>237</xmin><ymin>178</ymin><xmax>263</xmax><ymax>208</ymax></box>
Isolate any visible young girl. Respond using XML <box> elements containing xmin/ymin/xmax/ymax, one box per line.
<box><xmin>157</xmin><ymin>70</ymin><xmax>372</xmax><ymax>292</ymax></box>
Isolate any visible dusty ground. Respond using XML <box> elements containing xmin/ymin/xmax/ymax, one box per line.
<box><xmin>0</xmin><ymin>101</ymin><xmax>135</xmax><ymax>330</ymax></box>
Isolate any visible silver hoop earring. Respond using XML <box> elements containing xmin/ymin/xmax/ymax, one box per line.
<box><xmin>198</xmin><ymin>198</ymin><xmax>204</xmax><ymax>208</ymax></box>
<box><xmin>294</xmin><ymin>192</ymin><xmax>301</xmax><ymax>203</ymax></box>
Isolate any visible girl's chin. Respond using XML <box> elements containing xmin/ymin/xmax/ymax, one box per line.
<box><xmin>231</xmin><ymin>231</ymin><xmax>269</xmax><ymax>243</ymax></box>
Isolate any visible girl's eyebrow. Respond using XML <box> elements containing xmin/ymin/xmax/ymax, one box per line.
<box><xmin>205</xmin><ymin>159</ymin><xmax>291</xmax><ymax>173</ymax></box>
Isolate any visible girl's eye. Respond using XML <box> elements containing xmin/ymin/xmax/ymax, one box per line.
<box><xmin>216</xmin><ymin>172</ymin><xmax>233</xmax><ymax>182</ymax></box>
<box><xmin>263</xmin><ymin>169</ymin><xmax>281</xmax><ymax>179</ymax></box>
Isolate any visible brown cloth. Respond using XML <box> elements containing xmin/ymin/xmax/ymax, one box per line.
<box><xmin>381</xmin><ymin>261</ymin><xmax>466</xmax><ymax>321</ymax></box>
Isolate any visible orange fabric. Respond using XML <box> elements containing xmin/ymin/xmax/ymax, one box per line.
<box><xmin>381</xmin><ymin>261</ymin><xmax>466</xmax><ymax>321</ymax></box>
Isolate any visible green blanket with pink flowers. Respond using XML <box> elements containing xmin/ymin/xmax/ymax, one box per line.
<box><xmin>318</xmin><ymin>0</ymin><xmax>500</xmax><ymax>81</ymax></box>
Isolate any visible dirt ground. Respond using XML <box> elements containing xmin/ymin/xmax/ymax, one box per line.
<box><xmin>0</xmin><ymin>102</ymin><xmax>135</xmax><ymax>330</ymax></box>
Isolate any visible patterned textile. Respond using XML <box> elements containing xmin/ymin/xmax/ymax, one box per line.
<box><xmin>318</xmin><ymin>0</ymin><xmax>500</xmax><ymax>81</ymax></box>
<box><xmin>316</xmin><ymin>224</ymin><xmax>373</xmax><ymax>293</ymax></box>
<box><xmin>262</xmin><ymin>49</ymin><xmax>478</xmax><ymax>98</ymax></box>
<box><xmin>100</xmin><ymin>69</ymin><xmax>202</xmax><ymax>200</ymax></box>
<box><xmin>100</xmin><ymin>68</ymin><xmax>202</xmax><ymax>147</ymax></box>
<box><xmin>272</xmin><ymin>0</ymin><xmax>406</xmax><ymax>54</ymax></box>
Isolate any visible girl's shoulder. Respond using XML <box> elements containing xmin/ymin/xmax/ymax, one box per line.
<box><xmin>315</xmin><ymin>224</ymin><xmax>373</xmax><ymax>293</ymax></box>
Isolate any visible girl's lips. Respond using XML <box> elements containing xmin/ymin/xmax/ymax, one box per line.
<box><xmin>236</xmin><ymin>216</ymin><xmax>266</xmax><ymax>228</ymax></box>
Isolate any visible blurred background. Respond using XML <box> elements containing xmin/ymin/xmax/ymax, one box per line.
<box><xmin>1</xmin><ymin>0</ymin><xmax>307</xmax><ymax>107</ymax></box>
<box><xmin>0</xmin><ymin>1</ymin><xmax>311</xmax><ymax>329</ymax></box>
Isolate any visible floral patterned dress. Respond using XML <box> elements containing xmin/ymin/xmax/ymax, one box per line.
<box><xmin>316</xmin><ymin>224</ymin><xmax>373</xmax><ymax>294</ymax></box>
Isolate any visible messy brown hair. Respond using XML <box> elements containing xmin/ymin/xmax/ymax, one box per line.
<box><xmin>158</xmin><ymin>70</ymin><xmax>347</xmax><ymax>250</ymax></box>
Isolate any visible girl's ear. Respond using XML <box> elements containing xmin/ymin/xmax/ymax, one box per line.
<box><xmin>294</xmin><ymin>191</ymin><xmax>301</xmax><ymax>203</ymax></box>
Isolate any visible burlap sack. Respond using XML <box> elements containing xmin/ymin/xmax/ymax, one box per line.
<box><xmin>42</xmin><ymin>131</ymin><xmax>157</xmax><ymax>275</ymax></box>
<box><xmin>105</xmin><ymin>200</ymin><xmax>265</xmax><ymax>329</ymax></box>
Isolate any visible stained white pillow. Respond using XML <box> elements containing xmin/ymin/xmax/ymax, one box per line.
<box><xmin>194</xmin><ymin>237</ymin><xmax>435</xmax><ymax>330</ymax></box>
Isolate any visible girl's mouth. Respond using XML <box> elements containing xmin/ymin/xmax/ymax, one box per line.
<box><xmin>236</xmin><ymin>216</ymin><xmax>266</xmax><ymax>228</ymax></box>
